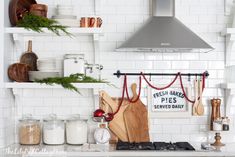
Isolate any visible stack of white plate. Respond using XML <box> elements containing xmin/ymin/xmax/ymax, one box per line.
<box><xmin>37</xmin><ymin>58</ymin><xmax>63</xmax><ymax>73</ymax></box>
<box><xmin>52</xmin><ymin>5</ymin><xmax>79</xmax><ymax>27</ymax></box>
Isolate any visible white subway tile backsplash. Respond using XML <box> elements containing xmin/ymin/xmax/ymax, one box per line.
<box><xmin>163</xmin><ymin>125</ymin><xmax>181</xmax><ymax>134</ymax></box>
<box><xmin>172</xmin><ymin>61</ymin><xmax>189</xmax><ymax>70</ymax></box>
<box><xmin>208</xmin><ymin>61</ymin><xmax>225</xmax><ymax>70</ymax></box>
<box><xmin>172</xmin><ymin>134</ymin><xmax>190</xmax><ymax>142</ymax></box>
<box><xmin>135</xmin><ymin>61</ymin><xmax>153</xmax><ymax>70</ymax></box>
<box><xmin>153</xmin><ymin>61</ymin><xmax>171</xmax><ymax>70</ymax></box>
<box><xmin>163</xmin><ymin>53</ymin><xmax>181</xmax><ymax>60</ymax></box>
<box><xmin>199</xmin><ymin>15</ymin><xmax>217</xmax><ymax>24</ymax></box>
<box><xmin>189</xmin><ymin>61</ymin><xmax>208</xmax><ymax>70</ymax></box>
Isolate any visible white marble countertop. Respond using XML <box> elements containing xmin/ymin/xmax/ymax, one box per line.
<box><xmin>2</xmin><ymin>143</ymin><xmax>235</xmax><ymax>157</ymax></box>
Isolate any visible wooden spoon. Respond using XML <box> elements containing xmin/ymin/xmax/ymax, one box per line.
<box><xmin>192</xmin><ymin>79</ymin><xmax>199</xmax><ymax>116</ymax></box>
<box><xmin>197</xmin><ymin>79</ymin><xmax>204</xmax><ymax>116</ymax></box>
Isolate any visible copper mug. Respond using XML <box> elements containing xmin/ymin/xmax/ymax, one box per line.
<box><xmin>80</xmin><ymin>17</ymin><xmax>103</xmax><ymax>28</ymax></box>
<box><xmin>80</xmin><ymin>17</ymin><xmax>90</xmax><ymax>27</ymax></box>
<box><xmin>89</xmin><ymin>17</ymin><xmax>102</xmax><ymax>28</ymax></box>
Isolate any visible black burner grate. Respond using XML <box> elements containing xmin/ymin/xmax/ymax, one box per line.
<box><xmin>116</xmin><ymin>141</ymin><xmax>195</xmax><ymax>151</ymax></box>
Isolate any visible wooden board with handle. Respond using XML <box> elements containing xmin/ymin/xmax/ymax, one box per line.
<box><xmin>123</xmin><ymin>83</ymin><xmax>150</xmax><ymax>143</ymax></box>
<box><xmin>20</xmin><ymin>40</ymin><xmax>38</xmax><ymax>71</ymax></box>
<box><xmin>99</xmin><ymin>91</ymin><xmax>129</xmax><ymax>142</ymax></box>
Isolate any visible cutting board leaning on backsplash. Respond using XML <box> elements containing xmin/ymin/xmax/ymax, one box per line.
<box><xmin>99</xmin><ymin>83</ymin><xmax>150</xmax><ymax>143</ymax></box>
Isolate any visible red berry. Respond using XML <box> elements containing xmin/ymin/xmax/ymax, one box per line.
<box><xmin>93</xmin><ymin>109</ymin><xmax>105</xmax><ymax>117</ymax></box>
<box><xmin>105</xmin><ymin>113</ymin><xmax>114</xmax><ymax>121</ymax></box>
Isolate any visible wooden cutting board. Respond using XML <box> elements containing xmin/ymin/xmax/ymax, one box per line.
<box><xmin>123</xmin><ymin>83</ymin><xmax>150</xmax><ymax>143</ymax></box>
<box><xmin>100</xmin><ymin>91</ymin><xmax>130</xmax><ymax>142</ymax></box>
<box><xmin>20</xmin><ymin>40</ymin><xmax>38</xmax><ymax>71</ymax></box>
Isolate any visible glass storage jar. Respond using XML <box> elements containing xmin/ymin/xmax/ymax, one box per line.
<box><xmin>63</xmin><ymin>54</ymin><xmax>86</xmax><ymax>76</ymax></box>
<box><xmin>213</xmin><ymin>118</ymin><xmax>222</xmax><ymax>131</ymax></box>
<box><xmin>18</xmin><ymin>114</ymin><xmax>41</xmax><ymax>145</ymax></box>
<box><xmin>43</xmin><ymin>114</ymin><xmax>65</xmax><ymax>145</ymax></box>
<box><xmin>66</xmin><ymin>114</ymin><xmax>88</xmax><ymax>145</ymax></box>
<box><xmin>222</xmin><ymin>117</ymin><xmax>230</xmax><ymax>131</ymax></box>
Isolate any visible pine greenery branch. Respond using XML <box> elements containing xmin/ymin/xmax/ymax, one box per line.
<box><xmin>35</xmin><ymin>73</ymin><xmax>108</xmax><ymax>94</ymax></box>
<box><xmin>16</xmin><ymin>13</ymin><xmax>72</xmax><ymax>36</ymax></box>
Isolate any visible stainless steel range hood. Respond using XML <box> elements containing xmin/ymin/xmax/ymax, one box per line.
<box><xmin>116</xmin><ymin>0</ymin><xmax>214</xmax><ymax>53</ymax></box>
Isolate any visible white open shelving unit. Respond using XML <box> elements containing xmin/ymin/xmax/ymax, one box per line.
<box><xmin>3</xmin><ymin>27</ymin><xmax>104</xmax><ymax>91</ymax></box>
<box><xmin>2</xmin><ymin>0</ymin><xmax>105</xmax><ymax>91</ymax></box>
<box><xmin>4</xmin><ymin>27</ymin><xmax>104</xmax><ymax>90</ymax></box>
<box><xmin>0</xmin><ymin>0</ymin><xmax>106</xmax><ymax>113</ymax></box>
<box><xmin>220</xmin><ymin>1</ymin><xmax>235</xmax><ymax>116</ymax></box>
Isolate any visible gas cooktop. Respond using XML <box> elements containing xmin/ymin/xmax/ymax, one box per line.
<box><xmin>116</xmin><ymin>141</ymin><xmax>195</xmax><ymax>151</ymax></box>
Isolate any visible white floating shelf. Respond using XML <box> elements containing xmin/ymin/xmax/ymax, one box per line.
<box><xmin>4</xmin><ymin>27</ymin><xmax>103</xmax><ymax>41</ymax></box>
<box><xmin>5</xmin><ymin>27</ymin><xmax>103</xmax><ymax>35</ymax></box>
<box><xmin>5</xmin><ymin>82</ymin><xmax>106</xmax><ymax>89</ymax></box>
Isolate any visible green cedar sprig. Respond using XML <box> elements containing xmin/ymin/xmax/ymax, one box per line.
<box><xmin>16</xmin><ymin>13</ymin><xmax>72</xmax><ymax>36</ymax></box>
<box><xmin>35</xmin><ymin>73</ymin><xmax>108</xmax><ymax>94</ymax></box>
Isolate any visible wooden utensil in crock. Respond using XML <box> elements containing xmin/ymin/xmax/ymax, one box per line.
<box><xmin>9</xmin><ymin>0</ymin><xmax>37</xmax><ymax>26</ymax></box>
<box><xmin>20</xmin><ymin>40</ymin><xmax>38</xmax><ymax>71</ymax></box>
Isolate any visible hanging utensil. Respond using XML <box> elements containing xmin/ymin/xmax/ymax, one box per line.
<box><xmin>192</xmin><ymin>79</ymin><xmax>199</xmax><ymax>116</ymax></box>
<box><xmin>20</xmin><ymin>40</ymin><xmax>38</xmax><ymax>71</ymax></box>
<box><xmin>197</xmin><ymin>79</ymin><xmax>204</xmax><ymax>116</ymax></box>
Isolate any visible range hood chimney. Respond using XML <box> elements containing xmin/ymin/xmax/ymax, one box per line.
<box><xmin>116</xmin><ymin>0</ymin><xmax>214</xmax><ymax>53</ymax></box>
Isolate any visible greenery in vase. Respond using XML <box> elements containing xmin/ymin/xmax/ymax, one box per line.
<box><xmin>16</xmin><ymin>13</ymin><xmax>72</xmax><ymax>36</ymax></box>
<box><xmin>35</xmin><ymin>73</ymin><xmax>108</xmax><ymax>94</ymax></box>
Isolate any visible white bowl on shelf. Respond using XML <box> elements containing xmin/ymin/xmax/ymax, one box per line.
<box><xmin>29</xmin><ymin>71</ymin><xmax>60</xmax><ymax>81</ymax></box>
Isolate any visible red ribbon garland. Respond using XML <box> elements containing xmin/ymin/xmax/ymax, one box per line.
<box><xmin>112</xmin><ymin>71</ymin><xmax>206</xmax><ymax>116</ymax></box>
<box><xmin>179</xmin><ymin>72</ymin><xmax>206</xmax><ymax>103</ymax></box>
<box><xmin>141</xmin><ymin>72</ymin><xmax>180</xmax><ymax>90</ymax></box>
<box><xmin>113</xmin><ymin>74</ymin><xmax>127</xmax><ymax>115</ymax></box>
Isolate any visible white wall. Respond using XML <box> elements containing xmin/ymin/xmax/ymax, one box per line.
<box><xmin>1</xmin><ymin>0</ymin><xmax>235</xmax><ymax>146</ymax></box>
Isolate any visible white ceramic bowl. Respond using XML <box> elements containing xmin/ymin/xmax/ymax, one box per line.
<box><xmin>29</xmin><ymin>71</ymin><xmax>60</xmax><ymax>81</ymax></box>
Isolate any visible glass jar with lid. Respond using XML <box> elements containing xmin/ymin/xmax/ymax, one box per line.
<box><xmin>213</xmin><ymin>118</ymin><xmax>222</xmax><ymax>131</ymax></box>
<box><xmin>63</xmin><ymin>54</ymin><xmax>86</xmax><ymax>76</ymax></box>
<box><xmin>66</xmin><ymin>114</ymin><xmax>88</xmax><ymax>145</ymax></box>
<box><xmin>222</xmin><ymin>117</ymin><xmax>230</xmax><ymax>131</ymax></box>
<box><xmin>18</xmin><ymin>114</ymin><xmax>41</xmax><ymax>145</ymax></box>
<box><xmin>43</xmin><ymin>114</ymin><xmax>65</xmax><ymax>145</ymax></box>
